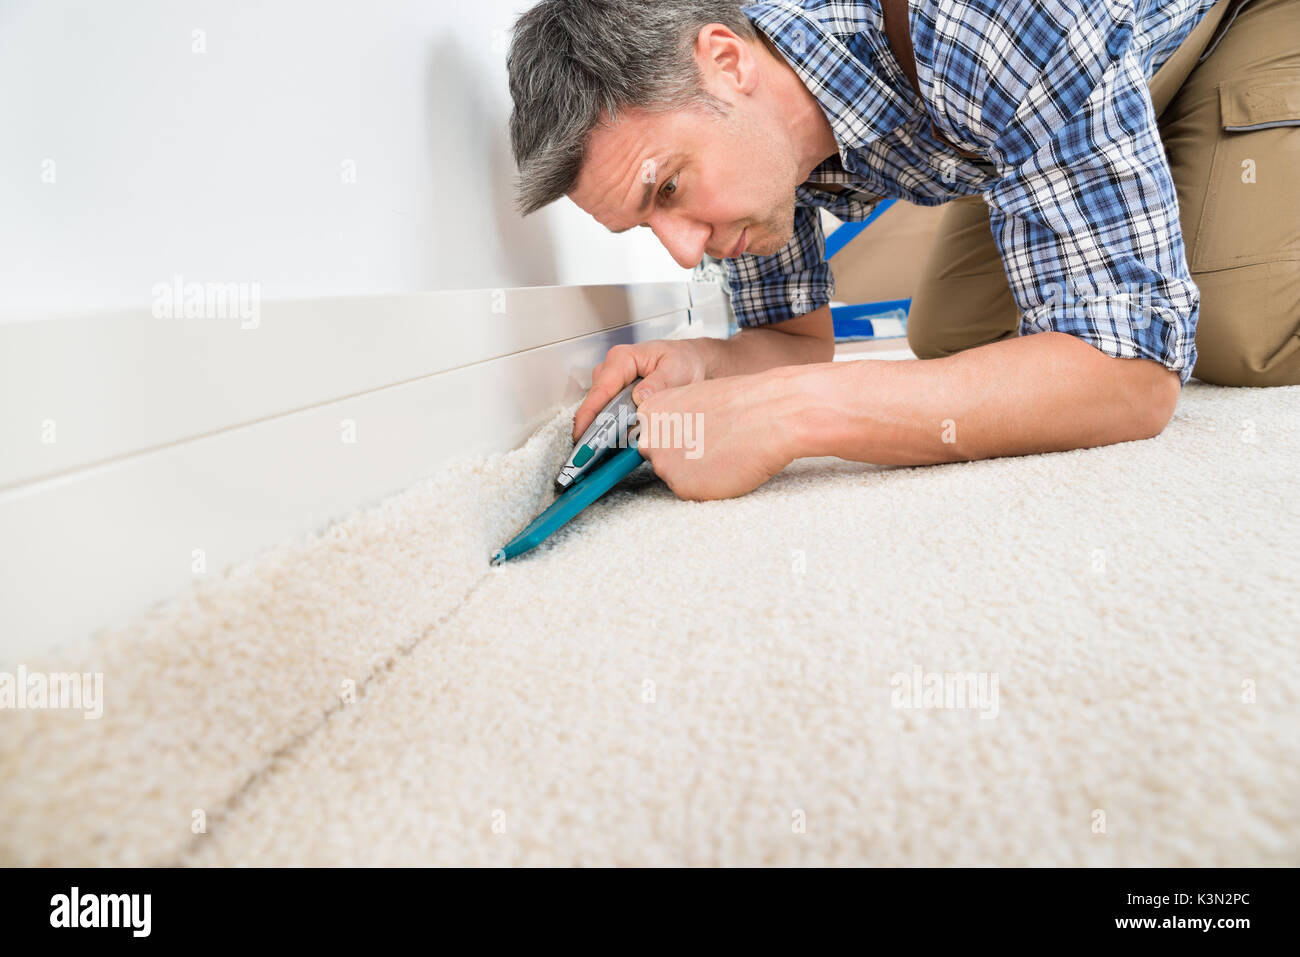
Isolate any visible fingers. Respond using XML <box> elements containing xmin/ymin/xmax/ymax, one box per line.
<box><xmin>632</xmin><ymin>373</ymin><xmax>665</xmax><ymax>406</ymax></box>
<box><xmin>572</xmin><ymin>344</ymin><xmax>644</xmax><ymax>440</ymax></box>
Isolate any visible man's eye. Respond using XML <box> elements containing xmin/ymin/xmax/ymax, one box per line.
<box><xmin>660</xmin><ymin>174</ymin><xmax>679</xmax><ymax>199</ymax></box>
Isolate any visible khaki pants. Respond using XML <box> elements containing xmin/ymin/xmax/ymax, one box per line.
<box><xmin>906</xmin><ymin>0</ymin><xmax>1300</xmax><ymax>386</ymax></box>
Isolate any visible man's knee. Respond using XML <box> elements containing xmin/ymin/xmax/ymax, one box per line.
<box><xmin>905</xmin><ymin>298</ymin><xmax>955</xmax><ymax>359</ymax></box>
<box><xmin>1193</xmin><ymin>337</ymin><xmax>1300</xmax><ymax>387</ymax></box>
<box><xmin>1191</xmin><ymin>260</ymin><xmax>1300</xmax><ymax>387</ymax></box>
<box><xmin>906</xmin><ymin>301</ymin><xmax>982</xmax><ymax>359</ymax></box>
<box><xmin>1194</xmin><ymin>346</ymin><xmax>1300</xmax><ymax>387</ymax></box>
<box><xmin>907</xmin><ymin>276</ymin><xmax>1020</xmax><ymax>359</ymax></box>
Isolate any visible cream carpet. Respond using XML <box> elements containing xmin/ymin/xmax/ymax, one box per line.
<box><xmin>2</xmin><ymin>376</ymin><xmax>1298</xmax><ymax>866</ymax></box>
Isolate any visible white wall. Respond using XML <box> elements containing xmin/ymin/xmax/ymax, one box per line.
<box><xmin>0</xmin><ymin>0</ymin><xmax>689</xmax><ymax>321</ymax></box>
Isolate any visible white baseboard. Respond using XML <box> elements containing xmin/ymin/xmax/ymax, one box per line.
<box><xmin>0</xmin><ymin>280</ymin><xmax>732</xmax><ymax>663</ymax></box>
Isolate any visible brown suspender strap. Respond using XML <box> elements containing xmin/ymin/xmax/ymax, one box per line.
<box><xmin>881</xmin><ymin>0</ymin><xmax>923</xmax><ymax>98</ymax></box>
<box><xmin>880</xmin><ymin>0</ymin><xmax>983</xmax><ymax>160</ymax></box>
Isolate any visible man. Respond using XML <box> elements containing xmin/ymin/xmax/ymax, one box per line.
<box><xmin>507</xmin><ymin>0</ymin><xmax>1298</xmax><ymax>500</ymax></box>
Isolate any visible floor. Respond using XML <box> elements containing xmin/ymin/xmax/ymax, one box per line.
<box><xmin>2</xmin><ymin>359</ymin><xmax>1298</xmax><ymax>866</ymax></box>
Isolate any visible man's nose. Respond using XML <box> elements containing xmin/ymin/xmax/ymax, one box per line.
<box><xmin>650</xmin><ymin>215</ymin><xmax>711</xmax><ymax>269</ymax></box>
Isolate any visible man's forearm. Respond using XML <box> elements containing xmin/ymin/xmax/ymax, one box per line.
<box><xmin>772</xmin><ymin>331</ymin><xmax>1181</xmax><ymax>465</ymax></box>
<box><xmin>694</xmin><ymin>304</ymin><xmax>835</xmax><ymax>379</ymax></box>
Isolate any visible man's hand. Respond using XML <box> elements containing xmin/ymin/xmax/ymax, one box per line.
<box><xmin>633</xmin><ymin>370</ymin><xmax>805</xmax><ymax>500</ymax></box>
<box><xmin>572</xmin><ymin>339</ymin><xmax>708</xmax><ymax>440</ymax></box>
<box><xmin>573</xmin><ymin>305</ymin><xmax>835</xmax><ymax>440</ymax></box>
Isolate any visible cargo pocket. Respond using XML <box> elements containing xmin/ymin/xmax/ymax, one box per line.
<box><xmin>1189</xmin><ymin>71</ymin><xmax>1300</xmax><ymax>271</ymax></box>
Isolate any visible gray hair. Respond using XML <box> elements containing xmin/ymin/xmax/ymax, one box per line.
<box><xmin>507</xmin><ymin>0</ymin><xmax>757</xmax><ymax>216</ymax></box>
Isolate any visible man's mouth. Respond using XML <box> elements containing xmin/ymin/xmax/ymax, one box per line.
<box><xmin>728</xmin><ymin>228</ymin><xmax>748</xmax><ymax>259</ymax></box>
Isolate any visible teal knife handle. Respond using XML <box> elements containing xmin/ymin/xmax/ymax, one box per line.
<box><xmin>493</xmin><ymin>442</ymin><xmax>646</xmax><ymax>563</ymax></box>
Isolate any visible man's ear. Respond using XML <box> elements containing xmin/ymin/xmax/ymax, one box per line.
<box><xmin>695</xmin><ymin>24</ymin><xmax>759</xmax><ymax>100</ymax></box>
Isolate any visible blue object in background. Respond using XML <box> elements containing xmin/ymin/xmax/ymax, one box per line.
<box><xmin>720</xmin><ymin>199</ymin><xmax>914</xmax><ymax>340</ymax></box>
<box><xmin>824</xmin><ymin>200</ymin><xmax>911</xmax><ymax>341</ymax></box>
<box><xmin>823</xmin><ymin>199</ymin><xmax>896</xmax><ymax>260</ymax></box>
<box><xmin>831</xmin><ymin>298</ymin><xmax>911</xmax><ymax>341</ymax></box>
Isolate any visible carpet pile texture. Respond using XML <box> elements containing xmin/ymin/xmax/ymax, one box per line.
<box><xmin>2</xmin><ymin>378</ymin><xmax>1297</xmax><ymax>865</ymax></box>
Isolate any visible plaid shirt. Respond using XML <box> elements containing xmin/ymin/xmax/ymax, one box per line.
<box><xmin>721</xmin><ymin>0</ymin><xmax>1221</xmax><ymax>384</ymax></box>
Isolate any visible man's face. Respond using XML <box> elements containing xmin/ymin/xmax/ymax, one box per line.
<box><xmin>568</xmin><ymin>97</ymin><xmax>801</xmax><ymax>268</ymax></box>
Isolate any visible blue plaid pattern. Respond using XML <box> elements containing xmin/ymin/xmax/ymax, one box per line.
<box><xmin>723</xmin><ymin>0</ymin><xmax>1222</xmax><ymax>384</ymax></box>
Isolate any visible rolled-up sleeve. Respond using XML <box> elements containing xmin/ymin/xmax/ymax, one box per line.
<box><xmin>720</xmin><ymin>204</ymin><xmax>836</xmax><ymax>328</ymax></box>
<box><xmin>973</xmin><ymin>7</ymin><xmax>1200</xmax><ymax>383</ymax></box>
